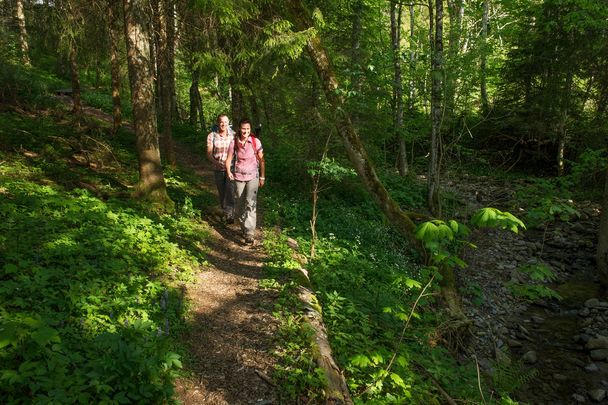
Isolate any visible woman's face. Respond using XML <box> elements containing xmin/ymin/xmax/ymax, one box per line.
<box><xmin>218</xmin><ymin>116</ymin><xmax>229</xmax><ymax>132</ymax></box>
<box><xmin>240</xmin><ymin>123</ymin><xmax>251</xmax><ymax>138</ymax></box>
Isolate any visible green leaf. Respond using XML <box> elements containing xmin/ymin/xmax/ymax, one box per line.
<box><xmin>31</xmin><ymin>325</ymin><xmax>60</xmax><ymax>346</ymax></box>
<box><xmin>351</xmin><ymin>354</ymin><xmax>371</xmax><ymax>368</ymax></box>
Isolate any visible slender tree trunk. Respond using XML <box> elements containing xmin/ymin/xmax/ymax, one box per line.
<box><xmin>598</xmin><ymin>168</ymin><xmax>608</xmax><ymax>289</ymax></box>
<box><xmin>445</xmin><ymin>0</ymin><xmax>463</xmax><ymax>124</ymax></box>
<box><xmin>154</xmin><ymin>0</ymin><xmax>175</xmax><ymax>166</ymax></box>
<box><xmin>350</xmin><ymin>0</ymin><xmax>363</xmax><ymax>94</ymax></box>
<box><xmin>231</xmin><ymin>82</ymin><xmax>245</xmax><ymax>125</ymax></box>
<box><xmin>108</xmin><ymin>0</ymin><xmax>122</xmax><ymax>135</ymax></box>
<box><xmin>166</xmin><ymin>0</ymin><xmax>178</xmax><ymax>120</ymax></box>
<box><xmin>15</xmin><ymin>0</ymin><xmax>30</xmax><ymax>66</ymax></box>
<box><xmin>189</xmin><ymin>65</ymin><xmax>198</xmax><ymax>126</ymax></box>
<box><xmin>428</xmin><ymin>0</ymin><xmax>443</xmax><ymax>216</ymax></box>
<box><xmin>391</xmin><ymin>1</ymin><xmax>408</xmax><ymax>176</ymax></box>
<box><xmin>69</xmin><ymin>41</ymin><xmax>82</xmax><ymax>115</ymax></box>
<box><xmin>480</xmin><ymin>0</ymin><xmax>489</xmax><ymax>114</ymax></box>
<box><xmin>249</xmin><ymin>91</ymin><xmax>260</xmax><ymax>129</ymax></box>
<box><xmin>407</xmin><ymin>5</ymin><xmax>417</xmax><ymax>172</ymax></box>
<box><xmin>557</xmin><ymin>72</ymin><xmax>573</xmax><ymax>176</ymax></box>
<box><xmin>123</xmin><ymin>0</ymin><xmax>172</xmax><ymax>207</ymax></box>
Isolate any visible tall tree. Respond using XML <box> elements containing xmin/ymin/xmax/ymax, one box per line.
<box><xmin>480</xmin><ymin>0</ymin><xmax>489</xmax><ymax>114</ymax></box>
<box><xmin>152</xmin><ymin>0</ymin><xmax>176</xmax><ymax>166</ymax></box>
<box><xmin>390</xmin><ymin>1</ymin><xmax>408</xmax><ymax>176</ymax></box>
<box><xmin>107</xmin><ymin>0</ymin><xmax>122</xmax><ymax>135</ymax></box>
<box><xmin>123</xmin><ymin>0</ymin><xmax>172</xmax><ymax>207</ymax></box>
<box><xmin>14</xmin><ymin>0</ymin><xmax>30</xmax><ymax>66</ymax></box>
<box><xmin>427</xmin><ymin>0</ymin><xmax>443</xmax><ymax>216</ymax></box>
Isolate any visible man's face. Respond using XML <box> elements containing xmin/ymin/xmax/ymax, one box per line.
<box><xmin>240</xmin><ymin>123</ymin><xmax>251</xmax><ymax>138</ymax></box>
<box><xmin>218</xmin><ymin>116</ymin><xmax>229</xmax><ymax>131</ymax></box>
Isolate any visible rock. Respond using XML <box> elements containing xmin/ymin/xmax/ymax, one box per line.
<box><xmin>586</xmin><ymin>298</ymin><xmax>600</xmax><ymax>308</ymax></box>
<box><xmin>507</xmin><ymin>338</ymin><xmax>523</xmax><ymax>348</ymax></box>
<box><xmin>580</xmin><ymin>308</ymin><xmax>591</xmax><ymax>317</ymax></box>
<box><xmin>589</xmin><ymin>389</ymin><xmax>606</xmax><ymax>403</ymax></box>
<box><xmin>531</xmin><ymin>315</ymin><xmax>545</xmax><ymax>324</ymax></box>
<box><xmin>590</xmin><ymin>349</ymin><xmax>608</xmax><ymax>361</ymax></box>
<box><xmin>585</xmin><ymin>363</ymin><xmax>600</xmax><ymax>373</ymax></box>
<box><xmin>553</xmin><ymin>373</ymin><xmax>568</xmax><ymax>382</ymax></box>
<box><xmin>586</xmin><ymin>336</ymin><xmax>608</xmax><ymax>350</ymax></box>
<box><xmin>522</xmin><ymin>350</ymin><xmax>537</xmax><ymax>364</ymax></box>
<box><xmin>572</xmin><ymin>393</ymin><xmax>586</xmax><ymax>403</ymax></box>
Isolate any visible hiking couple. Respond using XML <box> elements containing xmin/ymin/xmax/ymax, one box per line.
<box><xmin>206</xmin><ymin>114</ymin><xmax>265</xmax><ymax>245</ymax></box>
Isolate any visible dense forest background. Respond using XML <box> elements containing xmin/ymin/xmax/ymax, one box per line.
<box><xmin>1</xmin><ymin>0</ymin><xmax>607</xmax><ymax>403</ymax></box>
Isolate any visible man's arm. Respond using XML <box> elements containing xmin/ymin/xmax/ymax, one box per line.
<box><xmin>225</xmin><ymin>142</ymin><xmax>235</xmax><ymax>180</ymax></box>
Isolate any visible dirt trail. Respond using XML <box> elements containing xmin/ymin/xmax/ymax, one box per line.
<box><xmin>174</xmin><ymin>143</ymin><xmax>279</xmax><ymax>405</ymax></box>
<box><xmin>55</xmin><ymin>98</ymin><xmax>280</xmax><ymax>403</ymax></box>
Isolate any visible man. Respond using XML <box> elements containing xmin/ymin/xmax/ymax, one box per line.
<box><xmin>225</xmin><ymin>118</ymin><xmax>265</xmax><ymax>245</ymax></box>
<box><xmin>206</xmin><ymin>114</ymin><xmax>235</xmax><ymax>223</ymax></box>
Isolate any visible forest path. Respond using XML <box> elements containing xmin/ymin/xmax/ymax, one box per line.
<box><xmin>173</xmin><ymin>141</ymin><xmax>279</xmax><ymax>405</ymax></box>
<box><xmin>60</xmin><ymin>96</ymin><xmax>280</xmax><ymax>403</ymax></box>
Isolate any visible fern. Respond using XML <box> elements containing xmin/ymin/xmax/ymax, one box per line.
<box><xmin>492</xmin><ymin>356</ymin><xmax>538</xmax><ymax>396</ymax></box>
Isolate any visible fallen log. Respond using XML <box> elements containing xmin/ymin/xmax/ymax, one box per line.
<box><xmin>286</xmin><ymin>237</ymin><xmax>353</xmax><ymax>405</ymax></box>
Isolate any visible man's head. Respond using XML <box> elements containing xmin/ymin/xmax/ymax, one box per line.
<box><xmin>217</xmin><ymin>114</ymin><xmax>229</xmax><ymax>133</ymax></box>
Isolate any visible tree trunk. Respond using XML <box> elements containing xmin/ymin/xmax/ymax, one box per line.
<box><xmin>598</xmin><ymin>168</ymin><xmax>608</xmax><ymax>289</ymax></box>
<box><xmin>166</xmin><ymin>0</ymin><xmax>178</xmax><ymax>120</ymax></box>
<box><xmin>154</xmin><ymin>0</ymin><xmax>176</xmax><ymax>166</ymax></box>
<box><xmin>428</xmin><ymin>0</ymin><xmax>443</xmax><ymax>216</ymax></box>
<box><xmin>189</xmin><ymin>65</ymin><xmax>198</xmax><ymax>126</ymax></box>
<box><xmin>350</xmin><ymin>0</ymin><xmax>363</xmax><ymax>95</ymax></box>
<box><xmin>15</xmin><ymin>0</ymin><xmax>30</xmax><ymax>66</ymax></box>
<box><xmin>231</xmin><ymin>82</ymin><xmax>245</xmax><ymax>125</ymax></box>
<box><xmin>391</xmin><ymin>1</ymin><xmax>408</xmax><ymax>176</ymax></box>
<box><xmin>123</xmin><ymin>0</ymin><xmax>172</xmax><ymax>207</ymax></box>
<box><xmin>69</xmin><ymin>41</ymin><xmax>82</xmax><ymax>115</ymax></box>
<box><xmin>108</xmin><ymin>0</ymin><xmax>122</xmax><ymax>135</ymax></box>
<box><xmin>480</xmin><ymin>0</ymin><xmax>489</xmax><ymax>114</ymax></box>
<box><xmin>444</xmin><ymin>0</ymin><xmax>463</xmax><ymax>123</ymax></box>
<box><xmin>556</xmin><ymin>72</ymin><xmax>573</xmax><ymax>176</ymax></box>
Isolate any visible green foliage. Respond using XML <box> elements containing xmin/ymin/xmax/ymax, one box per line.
<box><xmin>492</xmin><ymin>354</ymin><xmax>539</xmax><ymax>397</ymax></box>
<box><xmin>526</xmin><ymin>197</ymin><xmax>581</xmax><ymax>228</ymax></box>
<box><xmin>472</xmin><ymin>208</ymin><xmax>526</xmax><ymax>234</ymax></box>
<box><xmin>261</xmin><ymin>231</ymin><xmax>326</xmax><ymax>403</ymax></box>
<box><xmin>0</xmin><ymin>111</ymin><xmax>210</xmax><ymax>403</ymax></box>
<box><xmin>506</xmin><ymin>264</ymin><xmax>562</xmax><ymax>302</ymax></box>
<box><xmin>263</xmin><ymin>185</ymin><xmax>483</xmax><ymax>402</ymax></box>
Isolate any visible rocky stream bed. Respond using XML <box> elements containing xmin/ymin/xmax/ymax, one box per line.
<box><xmin>450</xmin><ymin>177</ymin><xmax>607</xmax><ymax>404</ymax></box>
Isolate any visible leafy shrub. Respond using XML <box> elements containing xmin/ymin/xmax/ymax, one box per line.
<box><xmin>0</xmin><ymin>62</ymin><xmax>65</xmax><ymax>107</ymax></box>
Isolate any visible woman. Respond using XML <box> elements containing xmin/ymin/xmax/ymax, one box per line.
<box><xmin>225</xmin><ymin>118</ymin><xmax>265</xmax><ymax>244</ymax></box>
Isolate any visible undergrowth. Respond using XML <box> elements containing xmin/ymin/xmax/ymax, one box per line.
<box><xmin>0</xmin><ymin>110</ymin><xmax>211</xmax><ymax>403</ymax></box>
<box><xmin>262</xmin><ymin>181</ymin><xmax>486</xmax><ymax>403</ymax></box>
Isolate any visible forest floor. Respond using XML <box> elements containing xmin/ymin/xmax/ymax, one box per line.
<box><xmin>165</xmin><ymin>143</ymin><xmax>280</xmax><ymax>405</ymax></box>
<box><xmin>446</xmin><ymin>175</ymin><xmax>608</xmax><ymax>404</ymax></box>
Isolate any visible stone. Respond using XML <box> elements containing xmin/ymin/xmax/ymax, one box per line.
<box><xmin>589</xmin><ymin>389</ymin><xmax>606</xmax><ymax>403</ymax></box>
<box><xmin>507</xmin><ymin>339</ymin><xmax>523</xmax><ymax>348</ymax></box>
<box><xmin>572</xmin><ymin>393</ymin><xmax>586</xmax><ymax>403</ymax></box>
<box><xmin>585</xmin><ymin>298</ymin><xmax>600</xmax><ymax>308</ymax></box>
<box><xmin>580</xmin><ymin>308</ymin><xmax>591</xmax><ymax>317</ymax></box>
<box><xmin>531</xmin><ymin>315</ymin><xmax>545</xmax><ymax>324</ymax></box>
<box><xmin>585</xmin><ymin>363</ymin><xmax>599</xmax><ymax>373</ymax></box>
<box><xmin>586</xmin><ymin>336</ymin><xmax>608</xmax><ymax>350</ymax></box>
<box><xmin>590</xmin><ymin>349</ymin><xmax>608</xmax><ymax>361</ymax></box>
<box><xmin>522</xmin><ymin>350</ymin><xmax>537</xmax><ymax>364</ymax></box>
<box><xmin>553</xmin><ymin>373</ymin><xmax>568</xmax><ymax>382</ymax></box>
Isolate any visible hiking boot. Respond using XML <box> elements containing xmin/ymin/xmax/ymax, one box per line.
<box><xmin>244</xmin><ymin>236</ymin><xmax>255</xmax><ymax>245</ymax></box>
